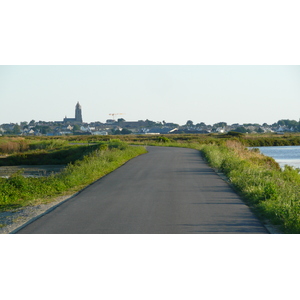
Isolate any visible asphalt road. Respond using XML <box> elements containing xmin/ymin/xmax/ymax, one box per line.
<box><xmin>16</xmin><ymin>146</ymin><xmax>268</xmax><ymax>234</ymax></box>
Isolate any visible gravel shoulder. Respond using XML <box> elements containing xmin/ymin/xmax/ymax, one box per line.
<box><xmin>0</xmin><ymin>193</ymin><xmax>77</xmax><ymax>234</ymax></box>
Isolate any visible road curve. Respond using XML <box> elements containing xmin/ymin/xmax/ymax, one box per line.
<box><xmin>15</xmin><ymin>146</ymin><xmax>268</xmax><ymax>234</ymax></box>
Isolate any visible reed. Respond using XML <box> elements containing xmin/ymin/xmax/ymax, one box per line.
<box><xmin>0</xmin><ymin>138</ymin><xmax>29</xmax><ymax>154</ymax></box>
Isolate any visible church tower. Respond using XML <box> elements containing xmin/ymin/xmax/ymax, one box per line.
<box><xmin>75</xmin><ymin>102</ymin><xmax>83</xmax><ymax>123</ymax></box>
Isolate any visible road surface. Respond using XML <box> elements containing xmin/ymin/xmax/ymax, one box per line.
<box><xmin>15</xmin><ymin>146</ymin><xmax>268</xmax><ymax>234</ymax></box>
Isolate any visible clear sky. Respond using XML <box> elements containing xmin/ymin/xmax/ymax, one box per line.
<box><xmin>1</xmin><ymin>1</ymin><xmax>300</xmax><ymax>127</ymax></box>
<box><xmin>0</xmin><ymin>65</ymin><xmax>299</xmax><ymax>126</ymax></box>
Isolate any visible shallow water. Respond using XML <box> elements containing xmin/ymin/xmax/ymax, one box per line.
<box><xmin>0</xmin><ymin>165</ymin><xmax>66</xmax><ymax>178</ymax></box>
<box><xmin>254</xmin><ymin>146</ymin><xmax>300</xmax><ymax>169</ymax></box>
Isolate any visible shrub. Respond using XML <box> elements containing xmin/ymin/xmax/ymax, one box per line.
<box><xmin>156</xmin><ymin>136</ymin><xmax>170</xmax><ymax>143</ymax></box>
<box><xmin>226</xmin><ymin>131</ymin><xmax>245</xmax><ymax>137</ymax></box>
<box><xmin>108</xmin><ymin>139</ymin><xmax>128</xmax><ymax>150</ymax></box>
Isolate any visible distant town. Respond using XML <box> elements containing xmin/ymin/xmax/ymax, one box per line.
<box><xmin>1</xmin><ymin>102</ymin><xmax>300</xmax><ymax>136</ymax></box>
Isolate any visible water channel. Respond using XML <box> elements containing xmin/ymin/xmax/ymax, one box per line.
<box><xmin>254</xmin><ymin>146</ymin><xmax>300</xmax><ymax>169</ymax></box>
<box><xmin>0</xmin><ymin>165</ymin><xmax>66</xmax><ymax>178</ymax></box>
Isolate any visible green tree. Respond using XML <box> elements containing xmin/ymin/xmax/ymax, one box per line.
<box><xmin>235</xmin><ymin>126</ymin><xmax>247</xmax><ymax>133</ymax></box>
<box><xmin>112</xmin><ymin>129</ymin><xmax>121</xmax><ymax>135</ymax></box>
<box><xmin>186</xmin><ymin>120</ymin><xmax>194</xmax><ymax>127</ymax></box>
<box><xmin>13</xmin><ymin>124</ymin><xmax>21</xmax><ymax>135</ymax></box>
<box><xmin>213</xmin><ymin>122</ymin><xmax>227</xmax><ymax>128</ymax></box>
<box><xmin>165</xmin><ymin>122</ymin><xmax>179</xmax><ymax>128</ymax></box>
<box><xmin>145</xmin><ymin>119</ymin><xmax>156</xmax><ymax>128</ymax></box>
<box><xmin>39</xmin><ymin>126</ymin><xmax>51</xmax><ymax>134</ymax></box>
<box><xmin>121</xmin><ymin>128</ymin><xmax>132</xmax><ymax>135</ymax></box>
<box><xmin>35</xmin><ymin>125</ymin><xmax>50</xmax><ymax>134</ymax></box>
<box><xmin>72</xmin><ymin>124</ymin><xmax>81</xmax><ymax>132</ymax></box>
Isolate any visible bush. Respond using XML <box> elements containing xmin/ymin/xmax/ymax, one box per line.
<box><xmin>108</xmin><ymin>139</ymin><xmax>129</xmax><ymax>150</ymax></box>
<box><xmin>156</xmin><ymin>136</ymin><xmax>170</xmax><ymax>143</ymax></box>
<box><xmin>226</xmin><ymin>131</ymin><xmax>245</xmax><ymax>137</ymax></box>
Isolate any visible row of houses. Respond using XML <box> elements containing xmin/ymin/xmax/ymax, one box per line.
<box><xmin>1</xmin><ymin>121</ymin><xmax>299</xmax><ymax>136</ymax></box>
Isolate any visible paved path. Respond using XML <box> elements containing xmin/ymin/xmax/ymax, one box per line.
<box><xmin>16</xmin><ymin>146</ymin><xmax>268</xmax><ymax>234</ymax></box>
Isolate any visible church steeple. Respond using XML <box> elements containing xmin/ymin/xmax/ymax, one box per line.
<box><xmin>75</xmin><ymin>102</ymin><xmax>83</xmax><ymax>123</ymax></box>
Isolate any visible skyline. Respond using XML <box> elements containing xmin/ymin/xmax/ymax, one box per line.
<box><xmin>1</xmin><ymin>65</ymin><xmax>299</xmax><ymax>126</ymax></box>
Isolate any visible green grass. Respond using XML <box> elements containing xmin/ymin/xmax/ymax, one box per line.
<box><xmin>0</xmin><ymin>140</ymin><xmax>147</xmax><ymax>212</ymax></box>
<box><xmin>28</xmin><ymin>139</ymin><xmax>70</xmax><ymax>150</ymax></box>
<box><xmin>2</xmin><ymin>135</ymin><xmax>300</xmax><ymax>233</ymax></box>
<box><xmin>199</xmin><ymin>141</ymin><xmax>300</xmax><ymax>233</ymax></box>
<box><xmin>0</xmin><ymin>144</ymin><xmax>105</xmax><ymax>166</ymax></box>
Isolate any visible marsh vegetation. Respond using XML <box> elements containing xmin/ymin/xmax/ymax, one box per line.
<box><xmin>200</xmin><ymin>141</ymin><xmax>300</xmax><ymax>233</ymax></box>
<box><xmin>0</xmin><ymin>138</ymin><xmax>146</xmax><ymax>212</ymax></box>
<box><xmin>1</xmin><ymin>134</ymin><xmax>300</xmax><ymax>233</ymax></box>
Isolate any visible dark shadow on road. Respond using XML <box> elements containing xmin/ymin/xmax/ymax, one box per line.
<box><xmin>190</xmin><ymin>202</ymin><xmax>245</xmax><ymax>205</ymax></box>
<box><xmin>175</xmin><ymin>170</ymin><xmax>216</xmax><ymax>174</ymax></box>
<box><xmin>177</xmin><ymin>221</ymin><xmax>268</xmax><ymax>233</ymax></box>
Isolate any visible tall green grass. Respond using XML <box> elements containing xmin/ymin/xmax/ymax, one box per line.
<box><xmin>29</xmin><ymin>139</ymin><xmax>70</xmax><ymax>150</ymax></box>
<box><xmin>0</xmin><ymin>144</ymin><xmax>105</xmax><ymax>166</ymax></box>
<box><xmin>0</xmin><ymin>138</ymin><xmax>29</xmax><ymax>154</ymax></box>
<box><xmin>0</xmin><ymin>137</ymin><xmax>70</xmax><ymax>155</ymax></box>
<box><xmin>200</xmin><ymin>141</ymin><xmax>300</xmax><ymax>233</ymax></box>
<box><xmin>0</xmin><ymin>140</ymin><xmax>147</xmax><ymax>212</ymax></box>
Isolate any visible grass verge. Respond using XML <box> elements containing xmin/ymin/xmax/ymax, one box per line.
<box><xmin>200</xmin><ymin>140</ymin><xmax>300</xmax><ymax>233</ymax></box>
<box><xmin>0</xmin><ymin>140</ymin><xmax>147</xmax><ymax>212</ymax></box>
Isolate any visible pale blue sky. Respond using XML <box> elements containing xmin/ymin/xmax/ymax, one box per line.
<box><xmin>0</xmin><ymin>65</ymin><xmax>299</xmax><ymax>126</ymax></box>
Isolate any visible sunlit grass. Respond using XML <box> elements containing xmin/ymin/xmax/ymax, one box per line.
<box><xmin>1</xmin><ymin>135</ymin><xmax>300</xmax><ymax>233</ymax></box>
<box><xmin>0</xmin><ymin>140</ymin><xmax>146</xmax><ymax>212</ymax></box>
<box><xmin>200</xmin><ymin>141</ymin><xmax>300</xmax><ymax>233</ymax></box>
